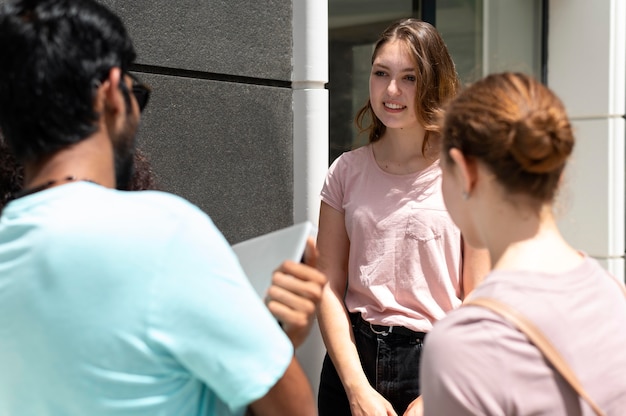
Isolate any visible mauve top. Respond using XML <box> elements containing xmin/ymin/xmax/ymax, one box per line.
<box><xmin>421</xmin><ymin>255</ymin><xmax>626</xmax><ymax>415</ymax></box>
<box><xmin>321</xmin><ymin>144</ymin><xmax>463</xmax><ymax>332</ymax></box>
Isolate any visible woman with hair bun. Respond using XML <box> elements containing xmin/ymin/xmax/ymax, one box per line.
<box><xmin>420</xmin><ymin>72</ymin><xmax>626</xmax><ymax>415</ymax></box>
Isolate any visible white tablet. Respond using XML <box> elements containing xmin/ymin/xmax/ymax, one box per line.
<box><xmin>231</xmin><ymin>221</ymin><xmax>316</xmax><ymax>298</ymax></box>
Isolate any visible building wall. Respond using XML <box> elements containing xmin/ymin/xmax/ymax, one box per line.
<box><xmin>550</xmin><ymin>0</ymin><xmax>626</xmax><ymax>282</ymax></box>
<box><xmin>102</xmin><ymin>0</ymin><xmax>296</xmax><ymax>244</ymax></box>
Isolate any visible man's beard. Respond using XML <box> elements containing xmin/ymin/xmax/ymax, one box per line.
<box><xmin>113</xmin><ymin>111</ymin><xmax>138</xmax><ymax>191</ymax></box>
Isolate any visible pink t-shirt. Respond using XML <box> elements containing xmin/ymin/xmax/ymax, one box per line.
<box><xmin>321</xmin><ymin>145</ymin><xmax>462</xmax><ymax>332</ymax></box>
<box><xmin>421</xmin><ymin>256</ymin><xmax>626</xmax><ymax>415</ymax></box>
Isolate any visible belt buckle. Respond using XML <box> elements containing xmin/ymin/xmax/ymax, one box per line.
<box><xmin>369</xmin><ymin>322</ymin><xmax>393</xmax><ymax>336</ymax></box>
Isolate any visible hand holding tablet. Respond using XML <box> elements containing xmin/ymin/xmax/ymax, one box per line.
<box><xmin>232</xmin><ymin>221</ymin><xmax>316</xmax><ymax>298</ymax></box>
<box><xmin>232</xmin><ymin>222</ymin><xmax>327</xmax><ymax>347</ymax></box>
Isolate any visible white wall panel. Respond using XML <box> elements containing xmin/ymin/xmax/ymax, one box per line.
<box><xmin>292</xmin><ymin>0</ymin><xmax>329</xmax><ymax>394</ymax></box>
<box><xmin>550</xmin><ymin>0</ymin><xmax>626</xmax><ymax>269</ymax></box>
<box><xmin>548</xmin><ymin>0</ymin><xmax>616</xmax><ymax>117</ymax></box>
<box><xmin>558</xmin><ymin>118</ymin><xmax>625</xmax><ymax>258</ymax></box>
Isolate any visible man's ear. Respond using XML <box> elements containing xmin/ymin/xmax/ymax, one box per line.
<box><xmin>97</xmin><ymin>67</ymin><xmax>125</xmax><ymax>116</ymax></box>
<box><xmin>448</xmin><ymin>148</ymin><xmax>478</xmax><ymax>196</ymax></box>
<box><xmin>106</xmin><ymin>67</ymin><xmax>125</xmax><ymax>113</ymax></box>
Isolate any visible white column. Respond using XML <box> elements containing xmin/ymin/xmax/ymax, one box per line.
<box><xmin>293</xmin><ymin>0</ymin><xmax>329</xmax><ymax>227</ymax></box>
<box><xmin>550</xmin><ymin>0</ymin><xmax>626</xmax><ymax>282</ymax></box>
<box><xmin>292</xmin><ymin>0</ymin><xmax>329</xmax><ymax>395</ymax></box>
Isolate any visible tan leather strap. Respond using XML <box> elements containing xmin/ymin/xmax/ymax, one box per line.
<box><xmin>464</xmin><ymin>297</ymin><xmax>606</xmax><ymax>416</ymax></box>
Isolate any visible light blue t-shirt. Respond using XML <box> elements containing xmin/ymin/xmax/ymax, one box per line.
<box><xmin>0</xmin><ymin>182</ymin><xmax>293</xmax><ymax>416</ymax></box>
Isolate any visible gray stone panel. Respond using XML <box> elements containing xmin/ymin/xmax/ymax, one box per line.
<box><xmin>102</xmin><ymin>0</ymin><xmax>293</xmax><ymax>81</ymax></box>
<box><xmin>135</xmin><ymin>73</ymin><xmax>294</xmax><ymax>244</ymax></box>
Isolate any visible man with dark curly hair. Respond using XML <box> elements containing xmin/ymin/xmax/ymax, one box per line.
<box><xmin>0</xmin><ymin>1</ymin><xmax>324</xmax><ymax>415</ymax></box>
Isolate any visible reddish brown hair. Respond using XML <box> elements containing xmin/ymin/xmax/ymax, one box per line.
<box><xmin>441</xmin><ymin>72</ymin><xmax>574</xmax><ymax>202</ymax></box>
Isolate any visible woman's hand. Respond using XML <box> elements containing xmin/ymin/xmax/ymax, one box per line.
<box><xmin>403</xmin><ymin>396</ymin><xmax>423</xmax><ymax>416</ymax></box>
<box><xmin>348</xmin><ymin>384</ymin><xmax>398</xmax><ymax>416</ymax></box>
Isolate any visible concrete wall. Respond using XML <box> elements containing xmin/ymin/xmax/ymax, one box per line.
<box><xmin>102</xmin><ymin>0</ymin><xmax>295</xmax><ymax>244</ymax></box>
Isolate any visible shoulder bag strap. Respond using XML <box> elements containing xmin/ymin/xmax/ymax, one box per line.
<box><xmin>463</xmin><ymin>297</ymin><xmax>606</xmax><ymax>416</ymax></box>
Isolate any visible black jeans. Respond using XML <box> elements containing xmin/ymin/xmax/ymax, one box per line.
<box><xmin>318</xmin><ymin>314</ymin><xmax>425</xmax><ymax>416</ymax></box>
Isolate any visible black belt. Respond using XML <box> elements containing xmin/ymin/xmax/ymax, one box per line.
<box><xmin>351</xmin><ymin>313</ymin><xmax>426</xmax><ymax>339</ymax></box>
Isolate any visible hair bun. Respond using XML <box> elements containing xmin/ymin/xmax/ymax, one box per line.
<box><xmin>441</xmin><ymin>72</ymin><xmax>575</xmax><ymax>202</ymax></box>
<box><xmin>508</xmin><ymin>108</ymin><xmax>574</xmax><ymax>174</ymax></box>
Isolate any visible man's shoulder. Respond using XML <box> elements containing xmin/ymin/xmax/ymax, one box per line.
<box><xmin>4</xmin><ymin>184</ymin><xmax>198</xmax><ymax>220</ymax></box>
<box><xmin>119</xmin><ymin>190</ymin><xmax>202</xmax><ymax>216</ymax></box>
<box><xmin>50</xmin><ymin>185</ymin><xmax>219</xmax><ymax>242</ymax></box>
<box><xmin>87</xmin><ymin>188</ymin><xmax>205</xmax><ymax>223</ymax></box>
<box><xmin>110</xmin><ymin>190</ymin><xmax>221</xmax><ymax>239</ymax></box>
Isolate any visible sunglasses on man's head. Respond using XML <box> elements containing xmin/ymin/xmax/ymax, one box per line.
<box><xmin>128</xmin><ymin>73</ymin><xmax>151</xmax><ymax>112</ymax></box>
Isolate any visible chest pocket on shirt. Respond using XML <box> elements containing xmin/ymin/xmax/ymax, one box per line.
<box><xmin>405</xmin><ymin>208</ymin><xmax>450</xmax><ymax>242</ymax></box>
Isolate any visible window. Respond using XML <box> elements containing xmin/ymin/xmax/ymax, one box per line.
<box><xmin>328</xmin><ymin>0</ymin><xmax>544</xmax><ymax>163</ymax></box>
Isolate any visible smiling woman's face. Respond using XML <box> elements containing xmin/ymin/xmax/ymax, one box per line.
<box><xmin>369</xmin><ymin>39</ymin><xmax>420</xmax><ymax>131</ymax></box>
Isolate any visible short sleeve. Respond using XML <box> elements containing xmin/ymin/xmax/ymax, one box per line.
<box><xmin>320</xmin><ymin>153</ymin><xmax>346</xmax><ymax>213</ymax></box>
<box><xmin>420</xmin><ymin>308</ymin><xmax>514</xmax><ymax>415</ymax></box>
<box><xmin>146</xmin><ymin>206</ymin><xmax>293</xmax><ymax>412</ymax></box>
